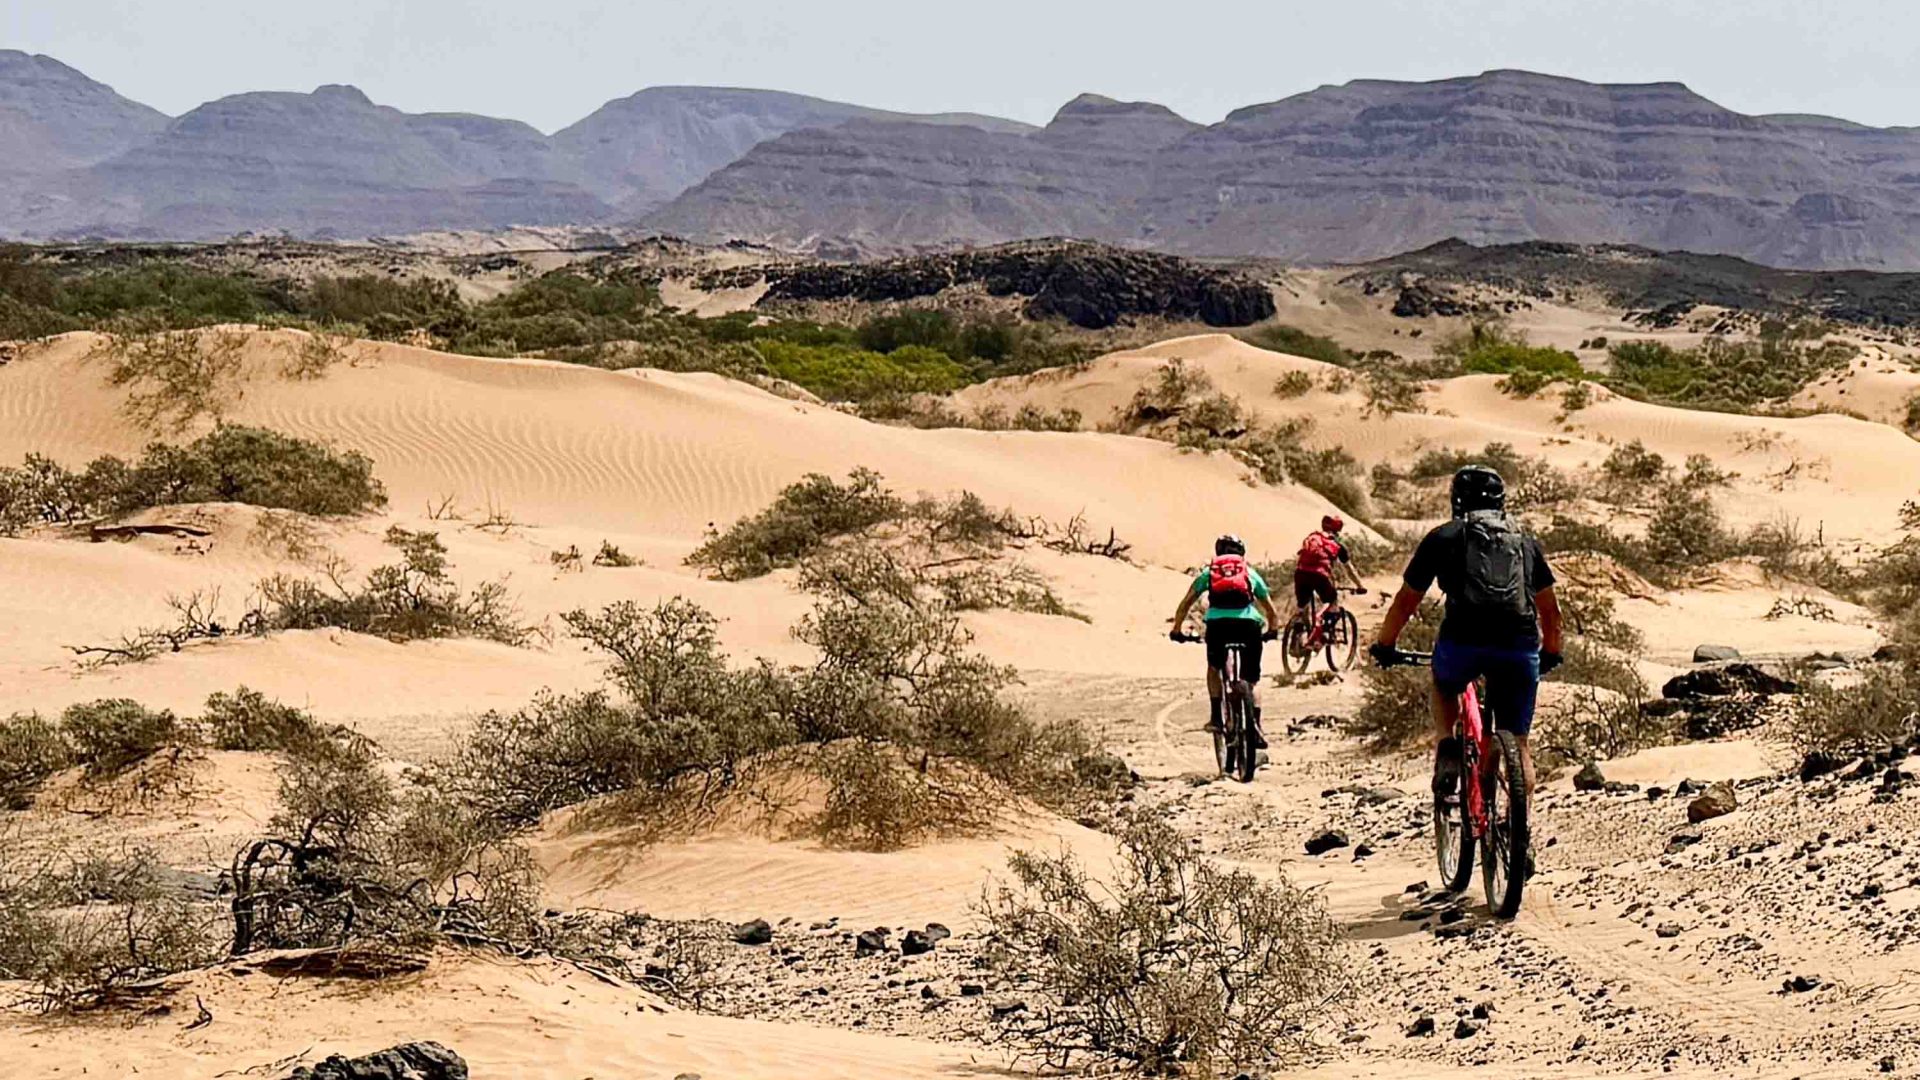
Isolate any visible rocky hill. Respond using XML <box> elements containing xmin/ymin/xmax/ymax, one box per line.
<box><xmin>657</xmin><ymin>71</ymin><xmax>1920</xmax><ymax>271</ymax></box>
<box><xmin>552</xmin><ymin>87</ymin><xmax>1034</xmax><ymax>217</ymax></box>
<box><xmin>0</xmin><ymin>51</ymin><xmax>166</xmax><ymax>182</ymax></box>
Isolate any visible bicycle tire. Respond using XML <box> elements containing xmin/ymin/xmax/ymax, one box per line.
<box><xmin>1325</xmin><ymin>609</ymin><xmax>1360</xmax><ymax>672</ymax></box>
<box><xmin>1232</xmin><ymin>689</ymin><xmax>1257</xmax><ymax>783</ymax></box>
<box><xmin>1482</xmin><ymin>730</ymin><xmax>1529</xmax><ymax>918</ymax></box>
<box><xmin>1280</xmin><ymin>620</ymin><xmax>1314</xmax><ymax>677</ymax></box>
<box><xmin>1434</xmin><ymin>749</ymin><xmax>1475</xmax><ymax>894</ymax></box>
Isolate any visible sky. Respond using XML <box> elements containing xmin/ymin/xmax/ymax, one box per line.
<box><xmin>7</xmin><ymin>0</ymin><xmax>1919</xmax><ymax>133</ymax></box>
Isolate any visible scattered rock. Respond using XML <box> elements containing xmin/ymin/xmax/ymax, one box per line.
<box><xmin>854</xmin><ymin>929</ymin><xmax>890</xmax><ymax>957</ymax></box>
<box><xmin>287</xmin><ymin>1043</ymin><xmax>468</xmax><ymax>1080</ymax></box>
<box><xmin>1662</xmin><ymin>662</ymin><xmax>1794</xmax><ymax>700</ymax></box>
<box><xmin>1359</xmin><ymin>786</ymin><xmax>1406</xmax><ymax>806</ymax></box>
<box><xmin>959</xmin><ymin>983</ymin><xmax>985</xmax><ymax>997</ymax></box>
<box><xmin>1352</xmin><ymin>843</ymin><xmax>1375</xmax><ymax>860</ymax></box>
<box><xmin>1453</xmin><ymin>1018</ymin><xmax>1480</xmax><ymax>1039</ymax></box>
<box><xmin>1406</xmin><ymin>1015</ymin><xmax>1437</xmax><ymax>1037</ymax></box>
<box><xmin>990</xmin><ymin>998</ymin><xmax>1028</xmax><ymax>1019</ymax></box>
<box><xmin>1800</xmin><ymin>751</ymin><xmax>1843</xmax><ymax>782</ymax></box>
<box><xmin>732</xmin><ymin>919</ymin><xmax>774</xmax><ymax>946</ymax></box>
<box><xmin>901</xmin><ymin>929</ymin><xmax>939</xmax><ymax>956</ymax></box>
<box><xmin>1305</xmin><ymin>829</ymin><xmax>1350</xmax><ymax>856</ymax></box>
<box><xmin>1655</xmin><ymin>922</ymin><xmax>1683</xmax><ymax>938</ymax></box>
<box><xmin>1693</xmin><ymin>644</ymin><xmax>1741</xmax><ymax>663</ymax></box>
<box><xmin>1781</xmin><ymin>974</ymin><xmax>1823</xmax><ymax>994</ymax></box>
<box><xmin>1573</xmin><ymin>762</ymin><xmax>1607</xmax><ymax>792</ymax></box>
<box><xmin>1687</xmin><ymin>782</ymin><xmax>1738</xmax><ymax>824</ymax></box>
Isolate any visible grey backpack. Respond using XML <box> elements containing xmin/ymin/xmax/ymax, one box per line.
<box><xmin>1457</xmin><ymin>510</ymin><xmax>1534</xmax><ymax>620</ymax></box>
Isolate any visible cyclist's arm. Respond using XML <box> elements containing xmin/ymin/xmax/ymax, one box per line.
<box><xmin>1536</xmin><ymin>585</ymin><xmax>1564</xmax><ymax>655</ymax></box>
<box><xmin>1170</xmin><ymin>580</ymin><xmax>1203</xmax><ymax>628</ymax></box>
<box><xmin>1341</xmin><ymin>561</ymin><xmax>1366</xmax><ymax>590</ymax></box>
<box><xmin>1373</xmin><ymin>584</ymin><xmax>1425</xmax><ymax>648</ymax></box>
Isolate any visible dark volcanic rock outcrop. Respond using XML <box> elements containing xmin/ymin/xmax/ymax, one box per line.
<box><xmin>741</xmin><ymin>240</ymin><xmax>1274</xmax><ymax>328</ymax></box>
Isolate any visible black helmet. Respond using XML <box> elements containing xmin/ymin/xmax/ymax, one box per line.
<box><xmin>1214</xmin><ymin>534</ymin><xmax>1246</xmax><ymax>557</ymax></box>
<box><xmin>1450</xmin><ymin>466</ymin><xmax>1506</xmax><ymax>517</ymax></box>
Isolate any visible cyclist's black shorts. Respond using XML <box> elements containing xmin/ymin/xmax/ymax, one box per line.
<box><xmin>1293</xmin><ymin>569</ymin><xmax>1338</xmax><ymax>607</ymax></box>
<box><xmin>1204</xmin><ymin>617</ymin><xmax>1265</xmax><ymax>683</ymax></box>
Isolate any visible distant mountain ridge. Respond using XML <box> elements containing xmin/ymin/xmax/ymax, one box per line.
<box><xmin>5</xmin><ymin>55</ymin><xmax>1920</xmax><ymax>270</ymax></box>
<box><xmin>657</xmin><ymin>70</ymin><xmax>1920</xmax><ymax>270</ymax></box>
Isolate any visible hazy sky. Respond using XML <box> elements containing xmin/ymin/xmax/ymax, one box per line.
<box><xmin>8</xmin><ymin>0</ymin><xmax>1918</xmax><ymax>132</ymax></box>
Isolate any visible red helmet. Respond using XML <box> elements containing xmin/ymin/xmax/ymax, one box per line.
<box><xmin>1321</xmin><ymin>514</ymin><xmax>1344</xmax><ymax>534</ymax></box>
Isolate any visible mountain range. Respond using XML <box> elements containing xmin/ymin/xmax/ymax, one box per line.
<box><xmin>5</xmin><ymin>51</ymin><xmax>1920</xmax><ymax>270</ymax></box>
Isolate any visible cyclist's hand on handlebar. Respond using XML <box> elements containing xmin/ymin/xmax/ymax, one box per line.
<box><xmin>1540</xmin><ymin>650</ymin><xmax>1564</xmax><ymax>676</ymax></box>
<box><xmin>1368</xmin><ymin>642</ymin><xmax>1399</xmax><ymax>668</ymax></box>
<box><xmin>1260</xmin><ymin>628</ymin><xmax>1280</xmax><ymax>642</ymax></box>
<box><xmin>1169</xmin><ymin>629</ymin><xmax>1188</xmax><ymax>643</ymax></box>
<box><xmin>1352</xmin><ymin>586</ymin><xmax>1369</xmax><ymax>596</ymax></box>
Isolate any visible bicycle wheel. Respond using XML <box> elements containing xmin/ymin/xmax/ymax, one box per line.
<box><xmin>1210</xmin><ymin>698</ymin><xmax>1232</xmax><ymax>777</ymax></box>
<box><xmin>1232</xmin><ymin>690</ymin><xmax>1257</xmax><ymax>783</ymax></box>
<box><xmin>1481</xmin><ymin>730</ymin><xmax>1529</xmax><ymax>918</ymax></box>
<box><xmin>1324</xmin><ymin>609</ymin><xmax>1360</xmax><ymax>672</ymax></box>
<box><xmin>1434</xmin><ymin>748</ymin><xmax>1476</xmax><ymax>894</ymax></box>
<box><xmin>1280</xmin><ymin>620</ymin><xmax>1314</xmax><ymax>677</ymax></box>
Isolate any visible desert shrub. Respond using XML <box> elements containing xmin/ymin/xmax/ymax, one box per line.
<box><xmin>1498</xmin><ymin>367</ymin><xmax>1555</xmax><ymax>398</ymax></box>
<box><xmin>202</xmin><ymin>686</ymin><xmax>326</xmax><ymax>753</ymax></box>
<box><xmin>257</xmin><ymin>526</ymin><xmax>531</xmax><ymax>645</ymax></box>
<box><xmin>1534</xmin><ymin>637</ymin><xmax>1656</xmax><ymax>766</ymax></box>
<box><xmin>1904</xmin><ymin>391</ymin><xmax>1920</xmax><ymax>435</ymax></box>
<box><xmin>0</xmin><ymin>842</ymin><xmax>224</xmax><ymax>1010</ymax></box>
<box><xmin>1607</xmin><ymin>335</ymin><xmax>1853</xmax><ymax>411</ymax></box>
<box><xmin>688</xmin><ymin>468</ymin><xmax>904</xmax><ymax>580</ymax></box>
<box><xmin>1242</xmin><ymin>323</ymin><xmax>1352</xmax><ymax>365</ymax></box>
<box><xmin>1120</xmin><ymin>359</ymin><xmax>1214</xmax><ymax>426</ymax></box>
<box><xmin>0</xmin><ymin>426</ymin><xmax>384</xmax><ymax>532</ymax></box>
<box><xmin>89</xmin><ymin>325</ymin><xmax>252</xmax><ymax>432</ymax></box>
<box><xmin>303</xmin><ymin>275</ymin><xmax>467</xmax><ymax>337</ymax></box>
<box><xmin>1560</xmin><ymin>381</ymin><xmax>1594</xmax><ymax>414</ymax></box>
<box><xmin>0</xmin><ymin>713</ymin><xmax>71</xmax><ymax>809</ymax></box>
<box><xmin>1361</xmin><ymin>366</ymin><xmax>1424</xmax><ymax>415</ymax></box>
<box><xmin>1643</xmin><ymin>484</ymin><xmax>1732</xmax><ymax>569</ymax></box>
<box><xmin>593</xmin><ymin>540</ymin><xmax>640</xmax><ymax>568</ymax></box>
<box><xmin>1599</xmin><ymin>440</ymin><xmax>1667</xmax><ymax>500</ymax></box>
<box><xmin>1785</xmin><ymin>664</ymin><xmax>1919</xmax><ymax>758</ymax></box>
<box><xmin>1438</xmin><ymin>322</ymin><xmax>1583</xmax><ymax>381</ymax></box>
<box><xmin>983</xmin><ymin>814</ymin><xmax>1353</xmax><ymax>1075</ymax></box>
<box><xmin>230</xmin><ymin>734</ymin><xmax>539</xmax><ymax>957</ymax></box>
<box><xmin>1272</xmin><ymin>370</ymin><xmax>1316</xmax><ymax>398</ymax></box>
<box><xmin>754</xmin><ymin>341</ymin><xmax>966</xmax><ymax>403</ymax></box>
<box><xmin>60</xmin><ymin>699</ymin><xmax>193</xmax><ymax>779</ymax></box>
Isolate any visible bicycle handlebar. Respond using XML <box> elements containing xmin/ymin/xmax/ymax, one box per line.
<box><xmin>1371</xmin><ymin>646</ymin><xmax>1432</xmax><ymax>669</ymax></box>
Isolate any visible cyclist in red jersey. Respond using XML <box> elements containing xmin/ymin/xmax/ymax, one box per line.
<box><xmin>1290</xmin><ymin>514</ymin><xmax>1366</xmax><ymax>627</ymax></box>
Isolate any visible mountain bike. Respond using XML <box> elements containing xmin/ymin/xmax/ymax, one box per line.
<box><xmin>1281</xmin><ymin>587</ymin><xmax>1367</xmax><ymax>676</ymax></box>
<box><xmin>1373</xmin><ymin>647</ymin><xmax>1528</xmax><ymax>918</ymax></box>
<box><xmin>1172</xmin><ymin>633</ymin><xmax>1259</xmax><ymax>783</ymax></box>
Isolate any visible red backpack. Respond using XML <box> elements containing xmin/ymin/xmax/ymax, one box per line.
<box><xmin>1208</xmin><ymin>554</ymin><xmax>1254</xmax><ymax>608</ymax></box>
<box><xmin>1296</xmin><ymin>531</ymin><xmax>1338</xmax><ymax>575</ymax></box>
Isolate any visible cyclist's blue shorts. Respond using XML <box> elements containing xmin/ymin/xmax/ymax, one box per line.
<box><xmin>1431</xmin><ymin>640</ymin><xmax>1541</xmax><ymax>736</ymax></box>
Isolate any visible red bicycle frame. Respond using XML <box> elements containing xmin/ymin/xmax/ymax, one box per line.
<box><xmin>1457</xmin><ymin>682</ymin><xmax>1491</xmax><ymax>837</ymax></box>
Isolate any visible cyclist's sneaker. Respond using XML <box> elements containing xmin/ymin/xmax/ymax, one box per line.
<box><xmin>1204</xmin><ymin>700</ymin><xmax>1223</xmax><ymax>734</ymax></box>
<box><xmin>1251</xmin><ymin>708</ymin><xmax>1269</xmax><ymax>750</ymax></box>
<box><xmin>1432</xmin><ymin>736</ymin><xmax>1464</xmax><ymax>800</ymax></box>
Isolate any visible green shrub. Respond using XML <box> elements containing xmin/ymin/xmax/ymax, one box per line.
<box><xmin>60</xmin><ymin>700</ymin><xmax>192</xmax><ymax>778</ymax></box>
<box><xmin>688</xmin><ymin>469</ymin><xmax>904</xmax><ymax>580</ymax></box>
<box><xmin>753</xmin><ymin>341</ymin><xmax>967</xmax><ymax>403</ymax></box>
<box><xmin>202</xmin><ymin>687</ymin><xmax>325</xmax><ymax>753</ymax></box>
<box><xmin>1241</xmin><ymin>323</ymin><xmax>1352</xmax><ymax>365</ymax></box>
<box><xmin>1272</xmin><ymin>371</ymin><xmax>1316</xmax><ymax>398</ymax></box>
<box><xmin>257</xmin><ymin>526</ymin><xmax>530</xmax><ymax>645</ymax></box>
<box><xmin>1607</xmin><ymin>335</ymin><xmax>1853</xmax><ymax>411</ymax></box>
<box><xmin>303</xmin><ymin>275</ymin><xmax>468</xmax><ymax>337</ymax></box>
<box><xmin>1438</xmin><ymin>323</ymin><xmax>1583</xmax><ymax>380</ymax></box>
<box><xmin>0</xmin><ymin>714</ymin><xmax>71</xmax><ymax>809</ymax></box>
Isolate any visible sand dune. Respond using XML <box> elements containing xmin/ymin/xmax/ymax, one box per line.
<box><xmin>954</xmin><ymin>333</ymin><xmax>1920</xmax><ymax>544</ymax></box>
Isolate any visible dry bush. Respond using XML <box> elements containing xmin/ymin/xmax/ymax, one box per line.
<box><xmin>983</xmin><ymin>815</ymin><xmax>1354</xmax><ymax>1076</ymax></box>
<box><xmin>90</xmin><ymin>326</ymin><xmax>251</xmax><ymax>432</ymax></box>
<box><xmin>281</xmin><ymin>329</ymin><xmax>357</xmax><ymax>380</ymax></box>
<box><xmin>1345</xmin><ymin>601</ymin><xmax>1441</xmax><ymax>751</ymax></box>
<box><xmin>1784</xmin><ymin>664</ymin><xmax>1919</xmax><ymax>759</ymax></box>
<box><xmin>0</xmin><ymin>840</ymin><xmax>225</xmax><ymax>1010</ymax></box>
<box><xmin>592</xmin><ymin>540</ymin><xmax>640</xmax><ymax>568</ymax></box>
<box><xmin>230</xmin><ymin>734</ymin><xmax>540</xmax><ymax>958</ymax></box>
<box><xmin>1272</xmin><ymin>371</ymin><xmax>1316</xmax><ymax>398</ymax></box>
<box><xmin>258</xmin><ymin>526</ymin><xmax>533</xmax><ymax>645</ymax></box>
<box><xmin>550</xmin><ymin>544</ymin><xmax>585</xmax><ymax>573</ymax></box>
<box><xmin>249</xmin><ymin>509</ymin><xmax>330</xmax><ymax>563</ymax></box>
